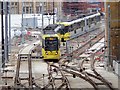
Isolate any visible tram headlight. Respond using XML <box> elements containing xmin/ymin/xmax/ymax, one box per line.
<box><xmin>55</xmin><ymin>51</ymin><xmax>58</xmax><ymax>55</ymax></box>
<box><xmin>46</xmin><ymin>51</ymin><xmax>48</xmax><ymax>55</ymax></box>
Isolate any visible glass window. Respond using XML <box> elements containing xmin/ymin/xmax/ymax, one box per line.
<box><xmin>11</xmin><ymin>2</ymin><xmax>14</xmax><ymax>5</ymax></box>
<box><xmin>45</xmin><ymin>37</ymin><xmax>58</xmax><ymax>51</ymax></box>
<box><xmin>26</xmin><ymin>7</ymin><xmax>29</xmax><ymax>13</ymax></box>
<box><xmin>36</xmin><ymin>6</ymin><xmax>40</xmax><ymax>13</ymax></box>
<box><xmin>15</xmin><ymin>2</ymin><xmax>17</xmax><ymax>5</ymax></box>
<box><xmin>64</xmin><ymin>26</ymin><xmax>69</xmax><ymax>33</ymax></box>
<box><xmin>23</xmin><ymin>7</ymin><xmax>25</xmax><ymax>13</ymax></box>
<box><xmin>30</xmin><ymin>7</ymin><xmax>32</xmax><ymax>13</ymax></box>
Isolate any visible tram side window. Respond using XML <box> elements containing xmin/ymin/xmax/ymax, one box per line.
<box><xmin>89</xmin><ymin>18</ymin><xmax>92</xmax><ymax>24</ymax></box>
<box><xmin>42</xmin><ymin>39</ymin><xmax>44</xmax><ymax>48</ymax></box>
<box><xmin>91</xmin><ymin>18</ymin><xmax>94</xmax><ymax>23</ymax></box>
<box><xmin>98</xmin><ymin>16</ymin><xmax>101</xmax><ymax>21</ymax></box>
<box><xmin>96</xmin><ymin>16</ymin><xmax>100</xmax><ymax>22</ymax></box>
<box><xmin>57</xmin><ymin>28</ymin><xmax>64</xmax><ymax>35</ymax></box>
<box><xmin>70</xmin><ymin>25</ymin><xmax>73</xmax><ymax>32</ymax></box>
<box><xmin>72</xmin><ymin>23</ymin><xmax>76</xmax><ymax>30</ymax></box>
<box><xmin>81</xmin><ymin>20</ymin><xmax>85</xmax><ymax>27</ymax></box>
<box><xmin>76</xmin><ymin>23</ymin><xmax>80</xmax><ymax>29</ymax></box>
<box><xmin>93</xmin><ymin>17</ymin><xmax>95</xmax><ymax>23</ymax></box>
<box><xmin>74</xmin><ymin>23</ymin><xmax>79</xmax><ymax>30</ymax></box>
<box><xmin>81</xmin><ymin>27</ymin><xmax>83</xmax><ymax>31</ymax></box>
<box><xmin>64</xmin><ymin>26</ymin><xmax>69</xmax><ymax>33</ymax></box>
<box><xmin>68</xmin><ymin>25</ymin><xmax>72</xmax><ymax>32</ymax></box>
<box><xmin>78</xmin><ymin>22</ymin><xmax>81</xmax><ymax>28</ymax></box>
<box><xmin>86</xmin><ymin>19</ymin><xmax>89</xmax><ymax>25</ymax></box>
<box><xmin>74</xmin><ymin>30</ymin><xmax>76</xmax><ymax>33</ymax></box>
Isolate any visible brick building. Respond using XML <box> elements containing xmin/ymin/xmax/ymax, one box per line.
<box><xmin>63</xmin><ymin>2</ymin><xmax>88</xmax><ymax>16</ymax></box>
<box><xmin>62</xmin><ymin>2</ymin><xmax>104</xmax><ymax>16</ymax></box>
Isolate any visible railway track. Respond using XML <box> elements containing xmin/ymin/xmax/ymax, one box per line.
<box><xmin>42</xmin><ymin>62</ymin><xmax>71</xmax><ymax>90</ymax></box>
<box><xmin>6</xmin><ymin>19</ymin><xmax>115</xmax><ymax>89</ymax></box>
<box><xmin>18</xmin><ymin>40</ymin><xmax>42</xmax><ymax>60</ymax></box>
<box><xmin>45</xmin><ymin>21</ymin><xmax>115</xmax><ymax>89</ymax></box>
<box><xmin>47</xmin><ymin>54</ymin><xmax>115</xmax><ymax>90</ymax></box>
<box><xmin>60</xmin><ymin>20</ymin><xmax>105</xmax><ymax>60</ymax></box>
<box><xmin>14</xmin><ymin>40</ymin><xmax>42</xmax><ymax>89</ymax></box>
<box><xmin>61</xmin><ymin>30</ymin><xmax>105</xmax><ymax>61</ymax></box>
<box><xmin>41</xmin><ymin>20</ymin><xmax>108</xmax><ymax>89</ymax></box>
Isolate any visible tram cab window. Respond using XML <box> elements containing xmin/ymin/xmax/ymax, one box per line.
<box><xmin>45</xmin><ymin>37</ymin><xmax>59</xmax><ymax>51</ymax></box>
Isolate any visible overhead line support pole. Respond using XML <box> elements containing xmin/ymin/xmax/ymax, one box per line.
<box><xmin>53</xmin><ymin>0</ymin><xmax>55</xmax><ymax>24</ymax></box>
<box><xmin>107</xmin><ymin>4</ymin><xmax>112</xmax><ymax>70</ymax></box>
<box><xmin>5</xmin><ymin>2</ymin><xmax>9</xmax><ymax>62</ymax></box>
<box><xmin>1</xmin><ymin>2</ymin><xmax>5</xmax><ymax>68</ymax></box>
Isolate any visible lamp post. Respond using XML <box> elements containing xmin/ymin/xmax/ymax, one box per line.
<box><xmin>1</xmin><ymin>2</ymin><xmax>5</xmax><ymax>68</ymax></box>
<box><xmin>70</xmin><ymin>46</ymin><xmax>73</xmax><ymax>61</ymax></box>
<box><xmin>21</xmin><ymin>1</ymin><xmax>24</xmax><ymax>44</ymax></box>
<box><xmin>107</xmin><ymin>4</ymin><xmax>111</xmax><ymax>67</ymax></box>
<box><xmin>41</xmin><ymin>2</ymin><xmax>44</xmax><ymax>30</ymax></box>
<box><xmin>5</xmin><ymin>2</ymin><xmax>9</xmax><ymax>62</ymax></box>
<box><xmin>53</xmin><ymin>0</ymin><xmax>55</xmax><ymax>24</ymax></box>
<box><xmin>9</xmin><ymin>2</ymin><xmax>11</xmax><ymax>54</ymax></box>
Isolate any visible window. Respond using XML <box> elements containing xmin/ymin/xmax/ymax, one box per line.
<box><xmin>15</xmin><ymin>2</ymin><xmax>17</xmax><ymax>5</ymax></box>
<box><xmin>23</xmin><ymin>7</ymin><xmax>25</xmax><ymax>13</ymax></box>
<box><xmin>36</xmin><ymin>6</ymin><xmax>40</xmax><ymax>13</ymax></box>
<box><xmin>11</xmin><ymin>2</ymin><xmax>14</xmax><ymax>5</ymax></box>
<box><xmin>45</xmin><ymin>37</ymin><xmax>58</xmax><ymax>51</ymax></box>
<box><xmin>26</xmin><ymin>7</ymin><xmax>29</xmax><ymax>13</ymax></box>
<box><xmin>30</xmin><ymin>7</ymin><xmax>32</xmax><ymax>13</ymax></box>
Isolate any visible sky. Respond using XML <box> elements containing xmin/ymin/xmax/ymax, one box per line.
<box><xmin>0</xmin><ymin>14</ymin><xmax>56</xmax><ymax>42</ymax></box>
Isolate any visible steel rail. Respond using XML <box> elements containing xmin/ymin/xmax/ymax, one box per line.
<box><xmin>43</xmin><ymin>62</ymin><xmax>71</xmax><ymax>90</ymax></box>
<box><xmin>14</xmin><ymin>42</ymin><xmax>41</xmax><ymax>89</ymax></box>
<box><xmin>75</xmin><ymin>46</ymin><xmax>114</xmax><ymax>90</ymax></box>
<box><xmin>51</xmin><ymin>64</ymin><xmax>98</xmax><ymax>90</ymax></box>
<box><xmin>42</xmin><ymin>62</ymin><xmax>56</xmax><ymax>90</ymax></box>
<box><xmin>60</xmin><ymin>30</ymin><xmax>105</xmax><ymax>61</ymax></box>
<box><xmin>91</xmin><ymin>56</ymin><xmax>114</xmax><ymax>90</ymax></box>
<box><xmin>57</xmin><ymin>64</ymin><xmax>71</xmax><ymax>90</ymax></box>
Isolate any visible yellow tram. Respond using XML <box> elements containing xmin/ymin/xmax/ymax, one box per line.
<box><xmin>55</xmin><ymin>12</ymin><xmax>101</xmax><ymax>42</ymax></box>
<box><xmin>41</xmin><ymin>25</ymin><xmax>61</xmax><ymax>60</ymax></box>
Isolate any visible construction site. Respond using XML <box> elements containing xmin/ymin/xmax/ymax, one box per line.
<box><xmin>0</xmin><ymin>1</ymin><xmax>120</xmax><ymax>90</ymax></box>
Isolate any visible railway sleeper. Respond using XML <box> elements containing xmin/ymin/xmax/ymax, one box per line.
<box><xmin>95</xmin><ymin>82</ymin><xmax>107</xmax><ymax>85</ymax></box>
<box><xmin>19</xmin><ymin>77</ymin><xmax>34</xmax><ymax>80</ymax></box>
<box><xmin>1</xmin><ymin>76</ymin><xmax>13</xmax><ymax>79</ymax></box>
<box><xmin>53</xmin><ymin>77</ymin><xmax>63</xmax><ymax>80</ymax></box>
<box><xmin>1</xmin><ymin>85</ymin><xmax>12</xmax><ymax>90</ymax></box>
<box><xmin>3</xmin><ymin>69</ymin><xmax>14</xmax><ymax>72</ymax></box>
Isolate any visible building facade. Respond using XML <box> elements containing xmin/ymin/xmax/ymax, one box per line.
<box><xmin>63</xmin><ymin>2</ymin><xmax>88</xmax><ymax>16</ymax></box>
<box><xmin>10</xmin><ymin>2</ymin><xmax>46</xmax><ymax>14</ymax></box>
<box><xmin>0</xmin><ymin>1</ymin><xmax>58</xmax><ymax>14</ymax></box>
<box><xmin>62</xmin><ymin>2</ymin><xmax>104</xmax><ymax>16</ymax></box>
